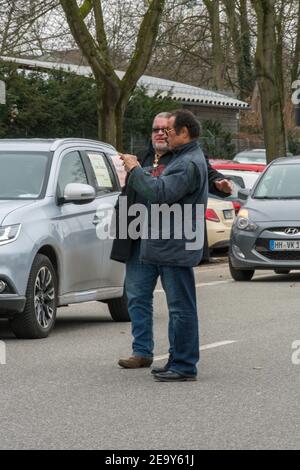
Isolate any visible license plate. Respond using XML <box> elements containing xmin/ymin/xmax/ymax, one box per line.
<box><xmin>269</xmin><ymin>240</ymin><xmax>300</xmax><ymax>251</ymax></box>
<box><xmin>223</xmin><ymin>209</ymin><xmax>234</xmax><ymax>220</ymax></box>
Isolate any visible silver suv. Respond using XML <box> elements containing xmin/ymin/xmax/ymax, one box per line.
<box><xmin>0</xmin><ymin>138</ymin><xmax>128</xmax><ymax>339</ymax></box>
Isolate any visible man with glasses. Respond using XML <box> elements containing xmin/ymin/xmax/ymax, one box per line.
<box><xmin>111</xmin><ymin>110</ymin><xmax>231</xmax><ymax>381</ymax></box>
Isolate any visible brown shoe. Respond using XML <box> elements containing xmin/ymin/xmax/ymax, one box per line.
<box><xmin>118</xmin><ymin>356</ymin><xmax>153</xmax><ymax>369</ymax></box>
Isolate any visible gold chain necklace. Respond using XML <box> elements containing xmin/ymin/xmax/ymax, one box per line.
<box><xmin>153</xmin><ymin>153</ymin><xmax>161</xmax><ymax>168</ymax></box>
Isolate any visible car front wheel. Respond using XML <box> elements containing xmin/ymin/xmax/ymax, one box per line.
<box><xmin>229</xmin><ymin>257</ymin><xmax>255</xmax><ymax>281</ymax></box>
<box><xmin>10</xmin><ymin>254</ymin><xmax>57</xmax><ymax>339</ymax></box>
<box><xmin>107</xmin><ymin>292</ymin><xmax>130</xmax><ymax>322</ymax></box>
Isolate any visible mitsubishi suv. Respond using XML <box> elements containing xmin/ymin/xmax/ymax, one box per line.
<box><xmin>0</xmin><ymin>139</ymin><xmax>128</xmax><ymax>339</ymax></box>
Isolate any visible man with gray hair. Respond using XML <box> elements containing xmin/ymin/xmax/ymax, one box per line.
<box><xmin>111</xmin><ymin>111</ymin><xmax>176</xmax><ymax>371</ymax></box>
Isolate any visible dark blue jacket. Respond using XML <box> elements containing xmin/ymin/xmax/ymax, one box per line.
<box><xmin>127</xmin><ymin>140</ymin><xmax>208</xmax><ymax>267</ymax></box>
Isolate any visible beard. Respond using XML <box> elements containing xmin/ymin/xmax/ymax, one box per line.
<box><xmin>153</xmin><ymin>142</ymin><xmax>169</xmax><ymax>154</ymax></box>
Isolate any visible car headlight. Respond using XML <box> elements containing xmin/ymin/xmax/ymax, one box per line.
<box><xmin>235</xmin><ymin>209</ymin><xmax>257</xmax><ymax>232</ymax></box>
<box><xmin>0</xmin><ymin>224</ymin><xmax>21</xmax><ymax>245</ymax></box>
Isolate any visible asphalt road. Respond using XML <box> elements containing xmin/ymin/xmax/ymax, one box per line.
<box><xmin>1</xmin><ymin>258</ymin><xmax>300</xmax><ymax>450</ymax></box>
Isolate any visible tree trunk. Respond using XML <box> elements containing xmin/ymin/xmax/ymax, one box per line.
<box><xmin>203</xmin><ymin>0</ymin><xmax>225</xmax><ymax>90</ymax></box>
<box><xmin>239</xmin><ymin>0</ymin><xmax>255</xmax><ymax>98</ymax></box>
<box><xmin>292</xmin><ymin>0</ymin><xmax>300</xmax><ymax>83</ymax></box>
<box><xmin>252</xmin><ymin>0</ymin><xmax>286</xmax><ymax>162</ymax></box>
<box><xmin>223</xmin><ymin>0</ymin><xmax>254</xmax><ymax>99</ymax></box>
<box><xmin>98</xmin><ymin>84</ymin><xmax>119</xmax><ymax>145</ymax></box>
<box><xmin>115</xmin><ymin>101</ymin><xmax>127</xmax><ymax>152</ymax></box>
<box><xmin>275</xmin><ymin>2</ymin><xmax>285</xmax><ymax>106</ymax></box>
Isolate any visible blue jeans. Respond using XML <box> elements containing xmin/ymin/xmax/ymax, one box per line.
<box><xmin>125</xmin><ymin>241</ymin><xmax>199</xmax><ymax>376</ymax></box>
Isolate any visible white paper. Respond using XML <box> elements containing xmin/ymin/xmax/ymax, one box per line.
<box><xmin>87</xmin><ymin>153</ymin><xmax>113</xmax><ymax>188</ymax></box>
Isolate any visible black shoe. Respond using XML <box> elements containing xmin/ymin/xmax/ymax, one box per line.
<box><xmin>154</xmin><ymin>370</ymin><xmax>197</xmax><ymax>382</ymax></box>
<box><xmin>151</xmin><ymin>363</ymin><xmax>169</xmax><ymax>375</ymax></box>
<box><xmin>151</xmin><ymin>355</ymin><xmax>172</xmax><ymax>375</ymax></box>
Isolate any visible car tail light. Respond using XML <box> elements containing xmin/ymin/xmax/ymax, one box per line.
<box><xmin>205</xmin><ymin>208</ymin><xmax>220</xmax><ymax>222</ymax></box>
<box><xmin>232</xmin><ymin>201</ymin><xmax>241</xmax><ymax>214</ymax></box>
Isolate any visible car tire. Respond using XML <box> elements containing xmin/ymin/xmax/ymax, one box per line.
<box><xmin>274</xmin><ymin>269</ymin><xmax>290</xmax><ymax>275</ymax></box>
<box><xmin>107</xmin><ymin>292</ymin><xmax>130</xmax><ymax>322</ymax></box>
<box><xmin>229</xmin><ymin>257</ymin><xmax>254</xmax><ymax>281</ymax></box>
<box><xmin>10</xmin><ymin>254</ymin><xmax>57</xmax><ymax>339</ymax></box>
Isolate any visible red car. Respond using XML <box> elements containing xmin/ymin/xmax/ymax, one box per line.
<box><xmin>210</xmin><ymin>161</ymin><xmax>266</xmax><ymax>172</ymax></box>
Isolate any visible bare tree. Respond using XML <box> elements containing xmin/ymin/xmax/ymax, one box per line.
<box><xmin>223</xmin><ymin>0</ymin><xmax>254</xmax><ymax>99</ymax></box>
<box><xmin>291</xmin><ymin>0</ymin><xmax>300</xmax><ymax>83</ymax></box>
<box><xmin>2</xmin><ymin>0</ymin><xmax>299</xmax><ymax>149</ymax></box>
<box><xmin>252</xmin><ymin>0</ymin><xmax>286</xmax><ymax>162</ymax></box>
<box><xmin>0</xmin><ymin>0</ymin><xmax>61</xmax><ymax>55</ymax></box>
<box><xmin>239</xmin><ymin>0</ymin><xmax>255</xmax><ymax>97</ymax></box>
<box><xmin>59</xmin><ymin>0</ymin><xmax>165</xmax><ymax>149</ymax></box>
<box><xmin>147</xmin><ymin>1</ymin><xmax>214</xmax><ymax>86</ymax></box>
<box><xmin>203</xmin><ymin>0</ymin><xmax>225</xmax><ymax>90</ymax></box>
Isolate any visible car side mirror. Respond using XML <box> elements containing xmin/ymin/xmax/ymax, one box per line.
<box><xmin>238</xmin><ymin>188</ymin><xmax>251</xmax><ymax>201</ymax></box>
<box><xmin>60</xmin><ymin>183</ymin><xmax>96</xmax><ymax>205</ymax></box>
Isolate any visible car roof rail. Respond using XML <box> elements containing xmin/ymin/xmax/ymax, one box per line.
<box><xmin>50</xmin><ymin>138</ymin><xmax>116</xmax><ymax>152</ymax></box>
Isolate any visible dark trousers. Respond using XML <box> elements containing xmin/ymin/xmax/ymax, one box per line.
<box><xmin>125</xmin><ymin>241</ymin><xmax>199</xmax><ymax>376</ymax></box>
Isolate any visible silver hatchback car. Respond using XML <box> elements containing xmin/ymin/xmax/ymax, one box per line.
<box><xmin>0</xmin><ymin>138</ymin><xmax>128</xmax><ymax>339</ymax></box>
<box><xmin>229</xmin><ymin>156</ymin><xmax>300</xmax><ymax>280</ymax></box>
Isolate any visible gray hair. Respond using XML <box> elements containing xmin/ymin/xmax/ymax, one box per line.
<box><xmin>153</xmin><ymin>112</ymin><xmax>172</xmax><ymax>121</ymax></box>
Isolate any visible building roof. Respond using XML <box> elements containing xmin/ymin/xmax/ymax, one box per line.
<box><xmin>0</xmin><ymin>55</ymin><xmax>250</xmax><ymax>110</ymax></box>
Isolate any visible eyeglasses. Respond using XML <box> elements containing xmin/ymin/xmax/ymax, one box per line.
<box><xmin>152</xmin><ymin>127</ymin><xmax>168</xmax><ymax>134</ymax></box>
<box><xmin>163</xmin><ymin>127</ymin><xmax>175</xmax><ymax>135</ymax></box>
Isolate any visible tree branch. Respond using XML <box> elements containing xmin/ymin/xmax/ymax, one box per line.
<box><xmin>79</xmin><ymin>0</ymin><xmax>93</xmax><ymax>18</ymax></box>
<box><xmin>121</xmin><ymin>0</ymin><xmax>165</xmax><ymax>97</ymax></box>
<box><xmin>59</xmin><ymin>0</ymin><xmax>119</xmax><ymax>85</ymax></box>
<box><xmin>92</xmin><ymin>0</ymin><xmax>109</xmax><ymax>60</ymax></box>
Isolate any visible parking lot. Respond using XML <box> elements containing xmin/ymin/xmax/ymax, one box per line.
<box><xmin>1</xmin><ymin>259</ymin><xmax>300</xmax><ymax>450</ymax></box>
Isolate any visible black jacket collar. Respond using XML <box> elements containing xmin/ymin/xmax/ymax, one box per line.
<box><xmin>172</xmin><ymin>139</ymin><xmax>199</xmax><ymax>157</ymax></box>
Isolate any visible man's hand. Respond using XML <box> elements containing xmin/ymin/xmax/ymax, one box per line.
<box><xmin>214</xmin><ymin>179</ymin><xmax>233</xmax><ymax>194</ymax></box>
<box><xmin>119</xmin><ymin>153</ymin><xmax>141</xmax><ymax>173</ymax></box>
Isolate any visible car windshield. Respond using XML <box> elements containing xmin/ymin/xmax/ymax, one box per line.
<box><xmin>234</xmin><ymin>153</ymin><xmax>266</xmax><ymax>163</ymax></box>
<box><xmin>253</xmin><ymin>163</ymin><xmax>300</xmax><ymax>199</ymax></box>
<box><xmin>0</xmin><ymin>152</ymin><xmax>50</xmax><ymax>199</ymax></box>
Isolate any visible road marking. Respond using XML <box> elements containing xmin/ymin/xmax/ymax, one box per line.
<box><xmin>196</xmin><ymin>280</ymin><xmax>232</xmax><ymax>287</ymax></box>
<box><xmin>155</xmin><ymin>279</ymin><xmax>232</xmax><ymax>292</ymax></box>
<box><xmin>153</xmin><ymin>340</ymin><xmax>237</xmax><ymax>362</ymax></box>
<box><xmin>155</xmin><ymin>280</ymin><xmax>229</xmax><ymax>292</ymax></box>
<box><xmin>155</xmin><ymin>273</ymin><xmax>278</xmax><ymax>292</ymax></box>
<box><xmin>199</xmin><ymin>340</ymin><xmax>237</xmax><ymax>350</ymax></box>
